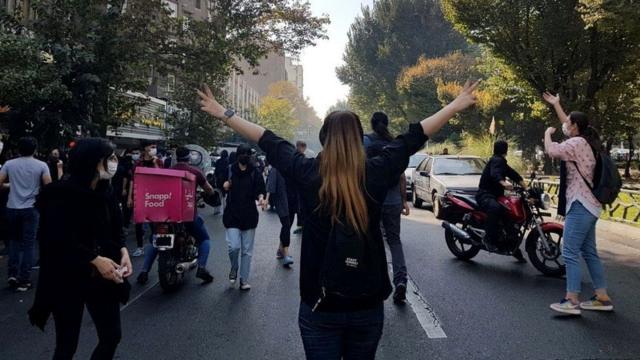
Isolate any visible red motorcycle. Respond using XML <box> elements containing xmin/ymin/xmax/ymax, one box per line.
<box><xmin>440</xmin><ymin>186</ymin><xmax>566</xmax><ymax>276</ymax></box>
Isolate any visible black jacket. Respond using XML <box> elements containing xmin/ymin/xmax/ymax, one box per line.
<box><xmin>29</xmin><ymin>179</ymin><xmax>127</xmax><ymax>330</ymax></box>
<box><xmin>258</xmin><ymin>123</ymin><xmax>428</xmax><ymax>312</ymax></box>
<box><xmin>223</xmin><ymin>163</ymin><xmax>266</xmax><ymax>230</ymax></box>
<box><xmin>478</xmin><ymin>155</ymin><xmax>523</xmax><ymax>198</ymax></box>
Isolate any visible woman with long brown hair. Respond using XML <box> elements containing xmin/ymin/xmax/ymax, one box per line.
<box><xmin>198</xmin><ymin>80</ymin><xmax>479</xmax><ymax>359</ymax></box>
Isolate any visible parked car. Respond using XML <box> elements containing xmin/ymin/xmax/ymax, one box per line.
<box><xmin>405</xmin><ymin>153</ymin><xmax>429</xmax><ymax>198</ymax></box>
<box><xmin>412</xmin><ymin>155</ymin><xmax>486</xmax><ymax>218</ymax></box>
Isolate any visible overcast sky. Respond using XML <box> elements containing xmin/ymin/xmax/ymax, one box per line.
<box><xmin>299</xmin><ymin>0</ymin><xmax>374</xmax><ymax>118</ymax></box>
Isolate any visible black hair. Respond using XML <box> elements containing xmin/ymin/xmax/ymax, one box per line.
<box><xmin>68</xmin><ymin>138</ymin><xmax>115</xmax><ymax>187</ymax></box>
<box><xmin>18</xmin><ymin>137</ymin><xmax>37</xmax><ymax>156</ymax></box>
<box><xmin>140</xmin><ymin>139</ymin><xmax>156</xmax><ymax>149</ymax></box>
<box><xmin>228</xmin><ymin>151</ymin><xmax>236</xmax><ymax>164</ymax></box>
<box><xmin>296</xmin><ymin>140</ymin><xmax>307</xmax><ymax>148</ymax></box>
<box><xmin>176</xmin><ymin>147</ymin><xmax>190</xmax><ymax>162</ymax></box>
<box><xmin>220</xmin><ymin>150</ymin><xmax>228</xmax><ymax>159</ymax></box>
<box><xmin>371</xmin><ymin>112</ymin><xmax>393</xmax><ymax>141</ymax></box>
<box><xmin>568</xmin><ymin>111</ymin><xmax>602</xmax><ymax>152</ymax></box>
<box><xmin>493</xmin><ymin>140</ymin><xmax>508</xmax><ymax>156</ymax></box>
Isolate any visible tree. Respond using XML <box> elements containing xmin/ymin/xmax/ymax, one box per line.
<box><xmin>337</xmin><ymin>0</ymin><xmax>469</xmax><ymax>132</ymax></box>
<box><xmin>257</xmin><ymin>97</ymin><xmax>299</xmax><ymax>140</ymax></box>
<box><xmin>326</xmin><ymin>99</ymin><xmax>353</xmax><ymax>116</ymax></box>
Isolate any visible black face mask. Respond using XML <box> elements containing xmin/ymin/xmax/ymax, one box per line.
<box><xmin>238</xmin><ymin>155</ymin><xmax>250</xmax><ymax>165</ymax></box>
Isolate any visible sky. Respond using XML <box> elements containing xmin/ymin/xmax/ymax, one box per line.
<box><xmin>300</xmin><ymin>0</ymin><xmax>375</xmax><ymax>118</ymax></box>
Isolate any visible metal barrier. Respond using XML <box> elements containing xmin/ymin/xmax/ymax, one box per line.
<box><xmin>531</xmin><ymin>179</ymin><xmax>640</xmax><ymax>226</ymax></box>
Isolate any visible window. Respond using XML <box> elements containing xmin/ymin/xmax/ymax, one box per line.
<box><xmin>195</xmin><ymin>0</ymin><xmax>201</xmax><ymax>9</ymax></box>
<box><xmin>167</xmin><ymin>74</ymin><xmax>176</xmax><ymax>93</ymax></box>
<box><xmin>432</xmin><ymin>158</ymin><xmax>486</xmax><ymax>176</ymax></box>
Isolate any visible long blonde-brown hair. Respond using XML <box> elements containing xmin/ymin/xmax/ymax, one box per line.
<box><xmin>318</xmin><ymin>111</ymin><xmax>369</xmax><ymax>234</ymax></box>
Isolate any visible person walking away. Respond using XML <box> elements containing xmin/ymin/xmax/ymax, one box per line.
<box><xmin>363</xmin><ymin>112</ymin><xmax>411</xmax><ymax>304</ymax></box>
<box><xmin>127</xmin><ymin>141</ymin><xmax>163</xmax><ymax>259</ymax></box>
<box><xmin>113</xmin><ymin>150</ymin><xmax>134</xmax><ymax>231</ymax></box>
<box><xmin>476</xmin><ymin>140</ymin><xmax>527</xmax><ymax>260</ymax></box>
<box><xmin>0</xmin><ymin>137</ymin><xmax>51</xmax><ymax>291</ymax></box>
<box><xmin>266</xmin><ymin>167</ymin><xmax>295</xmax><ymax>267</ymax></box>
<box><xmin>223</xmin><ymin>144</ymin><xmax>267</xmax><ymax>290</ymax></box>
<box><xmin>292</xmin><ymin>141</ymin><xmax>308</xmax><ymax>234</ymax></box>
<box><xmin>214</xmin><ymin>150</ymin><xmax>229</xmax><ymax>190</ymax></box>
<box><xmin>47</xmin><ymin>149</ymin><xmax>64</xmax><ymax>182</ymax></box>
<box><xmin>198</xmin><ymin>79</ymin><xmax>479</xmax><ymax>358</ymax></box>
<box><xmin>137</xmin><ymin>147</ymin><xmax>215</xmax><ymax>284</ymax></box>
<box><xmin>543</xmin><ymin>92</ymin><xmax>613</xmax><ymax>315</ymax></box>
<box><xmin>29</xmin><ymin>138</ymin><xmax>133</xmax><ymax>360</ymax></box>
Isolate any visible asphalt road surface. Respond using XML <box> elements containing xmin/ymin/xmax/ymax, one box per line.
<box><xmin>1</xmin><ymin>205</ymin><xmax>639</xmax><ymax>359</ymax></box>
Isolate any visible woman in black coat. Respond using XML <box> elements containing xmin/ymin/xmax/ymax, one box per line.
<box><xmin>29</xmin><ymin>138</ymin><xmax>133</xmax><ymax>360</ymax></box>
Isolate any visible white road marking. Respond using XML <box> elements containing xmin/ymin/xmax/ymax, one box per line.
<box><xmin>120</xmin><ymin>281</ymin><xmax>159</xmax><ymax>312</ymax></box>
<box><xmin>389</xmin><ymin>264</ymin><xmax>447</xmax><ymax>339</ymax></box>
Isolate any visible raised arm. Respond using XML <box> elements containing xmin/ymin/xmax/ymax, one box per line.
<box><xmin>543</xmin><ymin>92</ymin><xmax>569</xmax><ymax>124</ymax></box>
<box><xmin>198</xmin><ymin>85</ymin><xmax>265</xmax><ymax>142</ymax></box>
<box><xmin>420</xmin><ymin>80</ymin><xmax>480</xmax><ymax>136</ymax></box>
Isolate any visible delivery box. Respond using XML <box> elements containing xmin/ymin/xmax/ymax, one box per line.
<box><xmin>133</xmin><ymin>167</ymin><xmax>196</xmax><ymax>223</ymax></box>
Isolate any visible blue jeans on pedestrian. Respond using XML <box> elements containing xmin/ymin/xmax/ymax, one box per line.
<box><xmin>563</xmin><ymin>201</ymin><xmax>607</xmax><ymax>294</ymax></box>
<box><xmin>225</xmin><ymin>228</ymin><xmax>256</xmax><ymax>282</ymax></box>
<box><xmin>381</xmin><ymin>204</ymin><xmax>408</xmax><ymax>287</ymax></box>
<box><xmin>141</xmin><ymin>215</ymin><xmax>212</xmax><ymax>272</ymax></box>
<box><xmin>7</xmin><ymin>207</ymin><xmax>39</xmax><ymax>282</ymax></box>
<box><xmin>298</xmin><ymin>301</ymin><xmax>384</xmax><ymax>360</ymax></box>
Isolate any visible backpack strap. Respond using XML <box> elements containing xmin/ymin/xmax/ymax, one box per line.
<box><xmin>571</xmin><ymin>161</ymin><xmax>594</xmax><ymax>190</ymax></box>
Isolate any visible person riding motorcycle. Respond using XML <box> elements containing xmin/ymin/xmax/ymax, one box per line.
<box><xmin>136</xmin><ymin>146</ymin><xmax>215</xmax><ymax>284</ymax></box>
<box><xmin>476</xmin><ymin>140</ymin><xmax>527</xmax><ymax>261</ymax></box>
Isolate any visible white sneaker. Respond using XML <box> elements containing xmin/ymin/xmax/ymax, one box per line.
<box><xmin>240</xmin><ymin>281</ymin><xmax>251</xmax><ymax>291</ymax></box>
<box><xmin>132</xmin><ymin>248</ymin><xmax>144</xmax><ymax>257</ymax></box>
<box><xmin>550</xmin><ymin>299</ymin><xmax>581</xmax><ymax>315</ymax></box>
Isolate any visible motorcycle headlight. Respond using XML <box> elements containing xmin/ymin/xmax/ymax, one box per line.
<box><xmin>540</xmin><ymin>193</ymin><xmax>551</xmax><ymax>210</ymax></box>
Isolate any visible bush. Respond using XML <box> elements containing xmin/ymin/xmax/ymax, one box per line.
<box><xmin>459</xmin><ymin>133</ymin><xmax>525</xmax><ymax>173</ymax></box>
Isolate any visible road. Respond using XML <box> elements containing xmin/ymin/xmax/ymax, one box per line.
<box><xmin>1</xmin><ymin>205</ymin><xmax>640</xmax><ymax>359</ymax></box>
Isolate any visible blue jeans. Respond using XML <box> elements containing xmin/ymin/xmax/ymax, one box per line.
<box><xmin>7</xmin><ymin>208</ymin><xmax>39</xmax><ymax>282</ymax></box>
<box><xmin>563</xmin><ymin>201</ymin><xmax>607</xmax><ymax>293</ymax></box>
<box><xmin>141</xmin><ymin>215</ymin><xmax>212</xmax><ymax>272</ymax></box>
<box><xmin>225</xmin><ymin>228</ymin><xmax>256</xmax><ymax>282</ymax></box>
<box><xmin>298</xmin><ymin>301</ymin><xmax>384</xmax><ymax>360</ymax></box>
<box><xmin>381</xmin><ymin>204</ymin><xmax>408</xmax><ymax>287</ymax></box>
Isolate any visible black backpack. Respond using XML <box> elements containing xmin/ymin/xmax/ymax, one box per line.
<box><xmin>573</xmin><ymin>151</ymin><xmax>622</xmax><ymax>205</ymax></box>
<box><xmin>314</xmin><ymin>221</ymin><xmax>384</xmax><ymax>311</ymax></box>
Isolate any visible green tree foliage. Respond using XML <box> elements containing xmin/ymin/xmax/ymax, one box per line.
<box><xmin>257</xmin><ymin>96</ymin><xmax>299</xmax><ymax>141</ymax></box>
<box><xmin>337</xmin><ymin>0</ymin><xmax>468</xmax><ymax>132</ymax></box>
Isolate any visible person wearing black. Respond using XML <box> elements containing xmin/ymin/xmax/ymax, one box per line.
<box><xmin>476</xmin><ymin>140</ymin><xmax>527</xmax><ymax>259</ymax></box>
<box><xmin>112</xmin><ymin>150</ymin><xmax>134</xmax><ymax>230</ymax></box>
<box><xmin>198</xmin><ymin>80</ymin><xmax>479</xmax><ymax>359</ymax></box>
<box><xmin>265</xmin><ymin>167</ymin><xmax>295</xmax><ymax>267</ymax></box>
<box><xmin>29</xmin><ymin>138</ymin><xmax>133</xmax><ymax>360</ymax></box>
<box><xmin>214</xmin><ymin>150</ymin><xmax>229</xmax><ymax>190</ymax></box>
<box><xmin>47</xmin><ymin>149</ymin><xmax>64</xmax><ymax>182</ymax></box>
<box><xmin>222</xmin><ymin>144</ymin><xmax>267</xmax><ymax>290</ymax></box>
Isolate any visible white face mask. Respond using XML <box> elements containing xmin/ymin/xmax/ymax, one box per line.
<box><xmin>99</xmin><ymin>161</ymin><xmax>118</xmax><ymax>180</ymax></box>
<box><xmin>148</xmin><ymin>148</ymin><xmax>158</xmax><ymax>157</ymax></box>
<box><xmin>562</xmin><ymin>122</ymin><xmax>572</xmax><ymax>137</ymax></box>
<box><xmin>131</xmin><ymin>154</ymin><xmax>140</xmax><ymax>161</ymax></box>
<box><xmin>190</xmin><ymin>154</ymin><xmax>199</xmax><ymax>163</ymax></box>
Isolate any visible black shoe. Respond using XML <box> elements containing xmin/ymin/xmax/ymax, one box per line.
<box><xmin>229</xmin><ymin>268</ymin><xmax>238</xmax><ymax>284</ymax></box>
<box><xmin>393</xmin><ymin>283</ymin><xmax>407</xmax><ymax>304</ymax></box>
<box><xmin>196</xmin><ymin>268</ymin><xmax>214</xmax><ymax>283</ymax></box>
<box><xmin>8</xmin><ymin>277</ymin><xmax>18</xmax><ymax>290</ymax></box>
<box><xmin>16</xmin><ymin>281</ymin><xmax>32</xmax><ymax>292</ymax></box>
<box><xmin>137</xmin><ymin>271</ymin><xmax>149</xmax><ymax>285</ymax></box>
<box><xmin>513</xmin><ymin>249</ymin><xmax>527</xmax><ymax>263</ymax></box>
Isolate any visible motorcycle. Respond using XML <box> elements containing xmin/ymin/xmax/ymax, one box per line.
<box><xmin>440</xmin><ymin>186</ymin><xmax>566</xmax><ymax>277</ymax></box>
<box><xmin>152</xmin><ymin>222</ymin><xmax>199</xmax><ymax>292</ymax></box>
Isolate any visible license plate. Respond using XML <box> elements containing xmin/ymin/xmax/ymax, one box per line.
<box><xmin>153</xmin><ymin>234</ymin><xmax>175</xmax><ymax>249</ymax></box>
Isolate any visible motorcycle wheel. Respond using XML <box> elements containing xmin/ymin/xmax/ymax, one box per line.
<box><xmin>526</xmin><ymin>228</ymin><xmax>566</xmax><ymax>277</ymax></box>
<box><xmin>445</xmin><ymin>227</ymin><xmax>481</xmax><ymax>260</ymax></box>
<box><xmin>158</xmin><ymin>252</ymin><xmax>181</xmax><ymax>292</ymax></box>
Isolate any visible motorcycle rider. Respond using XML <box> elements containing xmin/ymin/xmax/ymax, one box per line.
<box><xmin>136</xmin><ymin>146</ymin><xmax>215</xmax><ymax>284</ymax></box>
<box><xmin>476</xmin><ymin>140</ymin><xmax>527</xmax><ymax>261</ymax></box>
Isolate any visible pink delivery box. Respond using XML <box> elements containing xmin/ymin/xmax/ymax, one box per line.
<box><xmin>133</xmin><ymin>167</ymin><xmax>196</xmax><ymax>223</ymax></box>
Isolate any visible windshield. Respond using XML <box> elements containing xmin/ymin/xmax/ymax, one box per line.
<box><xmin>409</xmin><ymin>154</ymin><xmax>428</xmax><ymax>168</ymax></box>
<box><xmin>433</xmin><ymin>158</ymin><xmax>486</xmax><ymax>175</ymax></box>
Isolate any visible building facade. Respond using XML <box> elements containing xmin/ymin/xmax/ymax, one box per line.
<box><xmin>285</xmin><ymin>57</ymin><xmax>304</xmax><ymax>97</ymax></box>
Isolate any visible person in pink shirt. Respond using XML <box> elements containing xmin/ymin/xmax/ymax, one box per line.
<box><xmin>543</xmin><ymin>92</ymin><xmax>613</xmax><ymax>315</ymax></box>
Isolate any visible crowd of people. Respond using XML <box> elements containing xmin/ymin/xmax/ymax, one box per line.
<box><xmin>0</xmin><ymin>81</ymin><xmax>615</xmax><ymax>359</ymax></box>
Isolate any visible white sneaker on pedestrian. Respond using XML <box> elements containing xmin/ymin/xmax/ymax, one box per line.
<box><xmin>132</xmin><ymin>248</ymin><xmax>144</xmax><ymax>257</ymax></box>
<box><xmin>550</xmin><ymin>299</ymin><xmax>581</xmax><ymax>315</ymax></box>
<box><xmin>240</xmin><ymin>281</ymin><xmax>251</xmax><ymax>291</ymax></box>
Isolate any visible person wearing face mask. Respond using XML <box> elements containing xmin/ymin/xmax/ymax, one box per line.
<box><xmin>47</xmin><ymin>149</ymin><xmax>64</xmax><ymax>182</ymax></box>
<box><xmin>543</xmin><ymin>92</ymin><xmax>613</xmax><ymax>315</ymax></box>
<box><xmin>29</xmin><ymin>138</ymin><xmax>132</xmax><ymax>360</ymax></box>
<box><xmin>127</xmin><ymin>141</ymin><xmax>164</xmax><ymax>259</ymax></box>
<box><xmin>222</xmin><ymin>144</ymin><xmax>267</xmax><ymax>290</ymax></box>
<box><xmin>0</xmin><ymin>137</ymin><xmax>52</xmax><ymax>292</ymax></box>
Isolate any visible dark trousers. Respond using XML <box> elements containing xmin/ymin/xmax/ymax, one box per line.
<box><xmin>381</xmin><ymin>204</ymin><xmax>408</xmax><ymax>287</ymax></box>
<box><xmin>52</xmin><ymin>294</ymin><xmax>121</xmax><ymax>360</ymax></box>
<box><xmin>279</xmin><ymin>215</ymin><xmax>292</xmax><ymax>248</ymax></box>
<box><xmin>476</xmin><ymin>193</ymin><xmax>504</xmax><ymax>245</ymax></box>
<box><xmin>135</xmin><ymin>223</ymin><xmax>153</xmax><ymax>248</ymax></box>
<box><xmin>7</xmin><ymin>208</ymin><xmax>39</xmax><ymax>282</ymax></box>
<box><xmin>299</xmin><ymin>302</ymin><xmax>384</xmax><ymax>360</ymax></box>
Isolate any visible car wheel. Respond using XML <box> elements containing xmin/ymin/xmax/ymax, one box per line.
<box><xmin>432</xmin><ymin>193</ymin><xmax>442</xmax><ymax>219</ymax></box>
<box><xmin>412</xmin><ymin>186</ymin><xmax>423</xmax><ymax>208</ymax></box>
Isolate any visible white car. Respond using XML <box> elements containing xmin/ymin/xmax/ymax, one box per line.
<box><xmin>405</xmin><ymin>153</ymin><xmax>429</xmax><ymax>198</ymax></box>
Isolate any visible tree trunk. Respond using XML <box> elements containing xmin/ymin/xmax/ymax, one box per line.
<box><xmin>625</xmin><ymin>133</ymin><xmax>634</xmax><ymax>178</ymax></box>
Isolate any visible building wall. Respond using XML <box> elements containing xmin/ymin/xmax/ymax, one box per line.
<box><xmin>285</xmin><ymin>57</ymin><xmax>304</xmax><ymax>97</ymax></box>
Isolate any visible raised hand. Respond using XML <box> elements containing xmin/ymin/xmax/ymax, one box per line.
<box><xmin>452</xmin><ymin>79</ymin><xmax>481</xmax><ymax>112</ymax></box>
<box><xmin>197</xmin><ymin>84</ymin><xmax>226</xmax><ymax>119</ymax></box>
<box><xmin>545</xmin><ymin>127</ymin><xmax>557</xmax><ymax>136</ymax></box>
<box><xmin>543</xmin><ymin>92</ymin><xmax>560</xmax><ymax>106</ymax></box>
<box><xmin>0</xmin><ymin>105</ymin><xmax>10</xmax><ymax>113</ymax></box>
